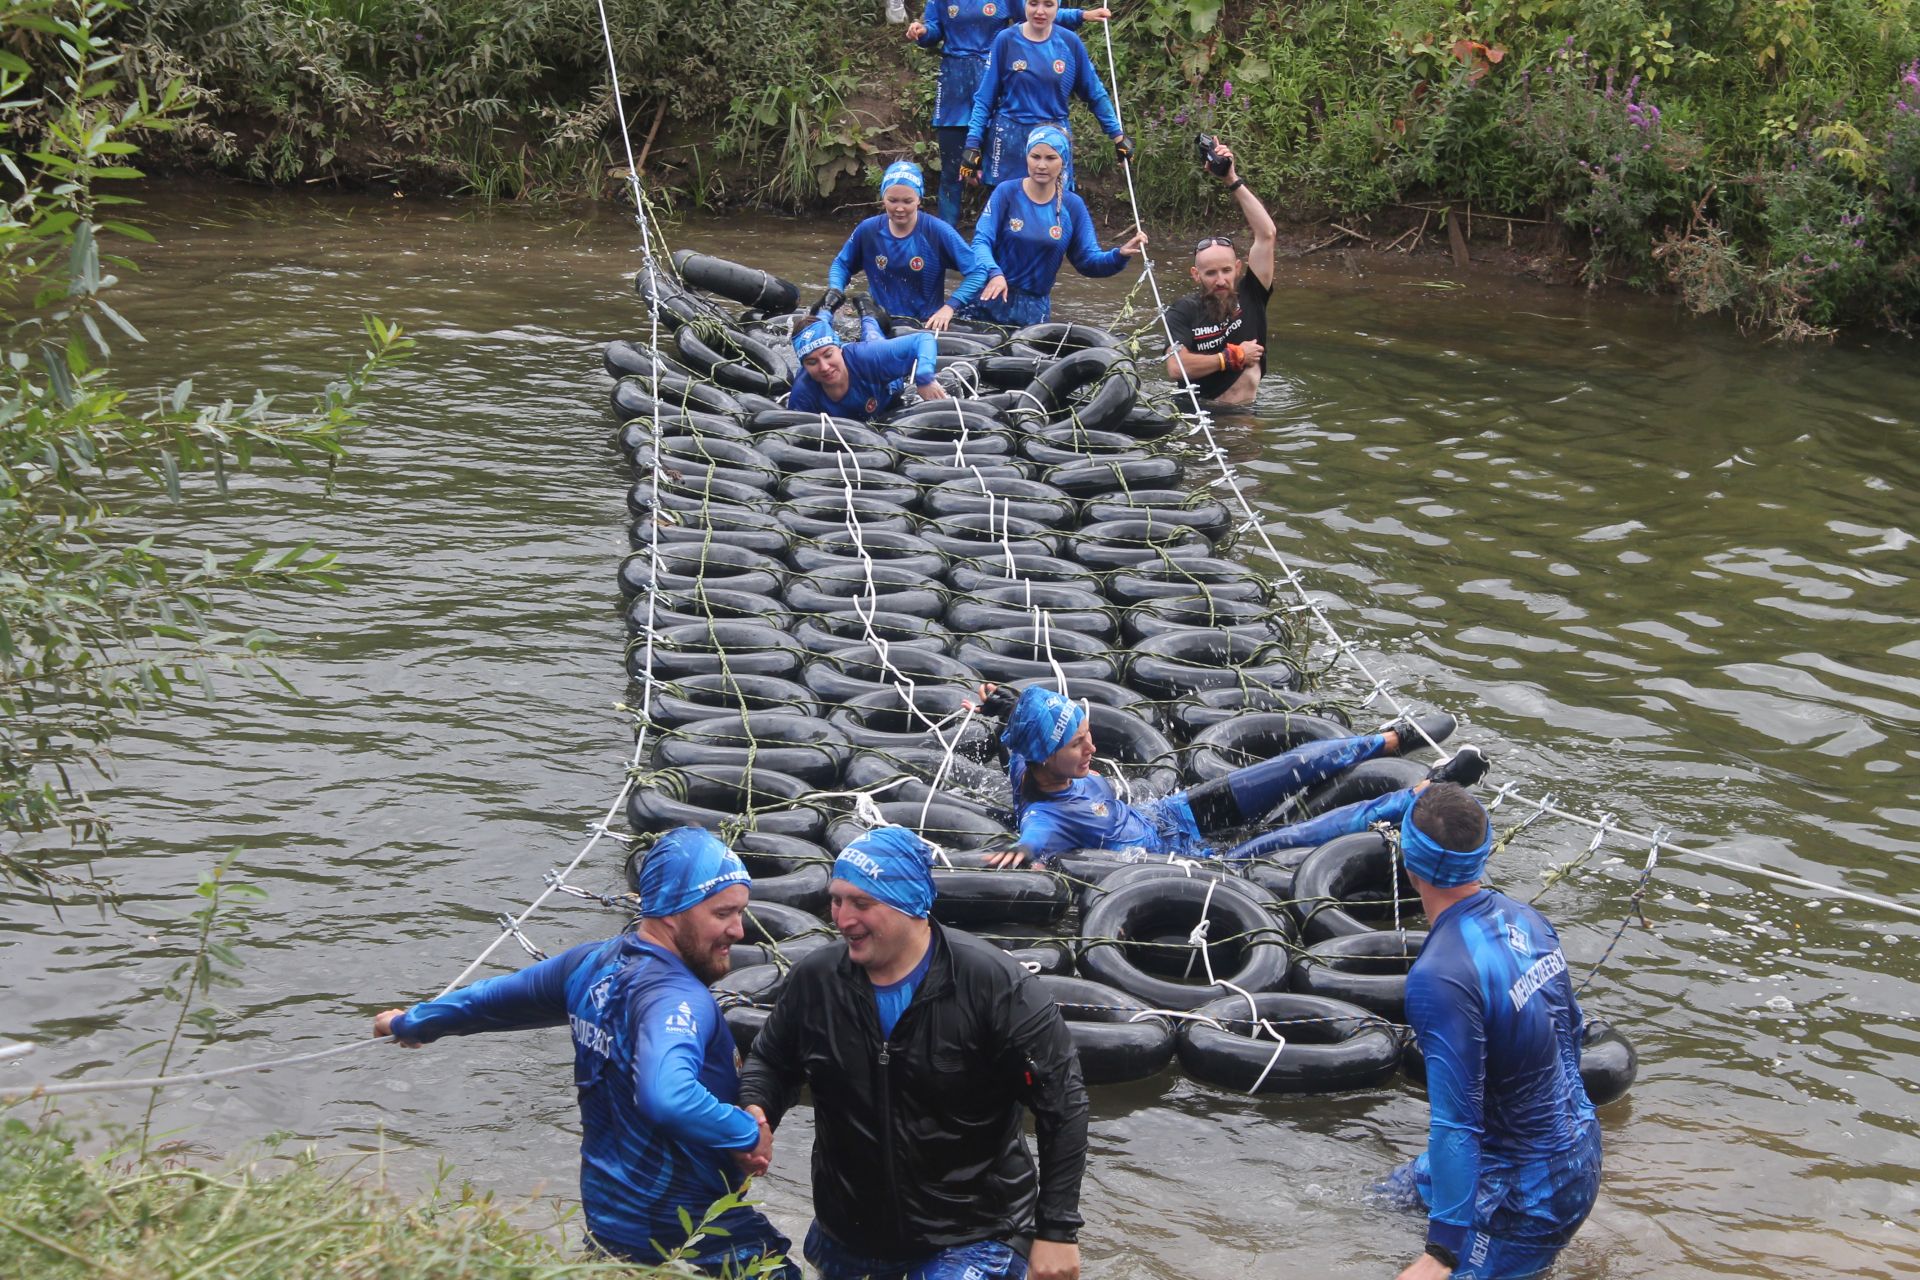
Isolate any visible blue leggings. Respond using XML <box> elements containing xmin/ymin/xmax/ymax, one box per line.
<box><xmin>935</xmin><ymin>126</ymin><xmax>969</xmax><ymax>228</ymax></box>
<box><xmin>962</xmin><ymin>286</ymin><xmax>1054</xmax><ymax>327</ymax></box>
<box><xmin>1184</xmin><ymin>734</ymin><xmax>1390</xmax><ymax>840</ymax></box>
<box><xmin>590</xmin><ymin>1222</ymin><xmax>800</xmax><ymax>1280</ymax></box>
<box><xmin>805</xmin><ymin>1222</ymin><xmax>1027</xmax><ymax>1280</ymax></box>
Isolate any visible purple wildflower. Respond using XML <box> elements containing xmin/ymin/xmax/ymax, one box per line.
<box><xmin>1222</xmin><ymin>80</ymin><xmax>1233</xmax><ymax>100</ymax></box>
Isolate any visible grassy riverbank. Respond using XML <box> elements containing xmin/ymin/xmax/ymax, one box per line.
<box><xmin>116</xmin><ymin>2</ymin><xmax>1920</xmax><ymax>331</ymax></box>
<box><xmin>0</xmin><ymin>1116</ymin><xmax>677</xmax><ymax>1278</ymax></box>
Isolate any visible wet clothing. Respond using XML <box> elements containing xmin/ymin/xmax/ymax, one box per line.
<box><xmin>828</xmin><ymin>214</ymin><xmax>979</xmax><ymax>324</ymax></box>
<box><xmin>954</xmin><ymin>182</ymin><xmax>1129</xmax><ymax>325</ymax></box>
<box><xmin>1399</xmin><ymin>889</ymin><xmax>1603</xmax><ymax>1278</ymax></box>
<box><xmin>1165</xmin><ymin>269</ymin><xmax>1272</xmax><ymax>400</ymax></box>
<box><xmin>787</xmin><ymin>327</ymin><xmax>939</xmax><ymax>422</ymax></box>
<box><xmin>874</xmin><ymin>942</ymin><xmax>935</xmax><ymax>1038</ymax></box>
<box><xmin>933</xmin><ymin>126</ymin><xmax>971</xmax><ymax>226</ymax></box>
<box><xmin>805</xmin><ymin>1221</ymin><xmax>1029</xmax><ymax>1280</ymax></box>
<box><xmin>1010</xmin><ymin>733</ymin><xmax>1391</xmax><ymax>865</ymax></box>
<box><xmin>964</xmin><ymin>26</ymin><xmax>1121</xmax><ymax>187</ymax></box>
<box><xmin>391</xmin><ymin>935</ymin><xmax>791</xmax><ymax>1272</ymax></box>
<box><xmin>1221</xmin><ymin>778</ymin><xmax>1421</xmax><ymax>861</ymax></box>
<box><xmin>739</xmin><ymin>922</ymin><xmax>1089</xmax><ymax>1260</ymax></box>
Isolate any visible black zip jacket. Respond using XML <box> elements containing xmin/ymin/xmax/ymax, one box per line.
<box><xmin>739</xmin><ymin>922</ymin><xmax>1089</xmax><ymax>1257</ymax></box>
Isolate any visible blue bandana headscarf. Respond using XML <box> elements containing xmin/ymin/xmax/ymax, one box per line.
<box><xmin>1399</xmin><ymin>799</ymin><xmax>1494</xmax><ymax>888</ymax></box>
<box><xmin>793</xmin><ymin>319</ymin><xmax>840</xmax><ymax>362</ymax></box>
<box><xmin>1025</xmin><ymin>125</ymin><xmax>1071</xmax><ymax>167</ymax></box>
<box><xmin>1001</xmin><ymin>685</ymin><xmax>1086</xmax><ymax>773</ymax></box>
<box><xmin>881</xmin><ymin>160</ymin><xmax>925</xmax><ymax>196</ymax></box>
<box><xmin>832</xmin><ymin>825</ymin><xmax>937</xmax><ymax>919</ymax></box>
<box><xmin>637</xmin><ymin>826</ymin><xmax>752</xmax><ymax>917</ymax></box>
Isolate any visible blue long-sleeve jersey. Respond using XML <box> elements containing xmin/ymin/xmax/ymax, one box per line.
<box><xmin>954</xmin><ymin>182</ymin><xmax>1128</xmax><ymax>308</ymax></box>
<box><xmin>915</xmin><ymin>2</ymin><xmax>1085</xmax><ymax>128</ymax></box>
<box><xmin>827</xmin><ymin>214</ymin><xmax>982</xmax><ymax>321</ymax></box>
<box><xmin>963</xmin><ymin>26</ymin><xmax>1121</xmax><ymax>147</ymax></box>
<box><xmin>392</xmin><ymin>935</ymin><xmax>763</xmax><ymax>1259</ymax></box>
<box><xmin>1406</xmin><ymin>890</ymin><xmax>1600</xmax><ymax>1256</ymax></box>
<box><xmin>1014</xmin><ymin>770</ymin><xmax>1176</xmax><ymax>863</ymax></box>
<box><xmin>785</xmin><ymin>330</ymin><xmax>939</xmax><ymax>422</ymax></box>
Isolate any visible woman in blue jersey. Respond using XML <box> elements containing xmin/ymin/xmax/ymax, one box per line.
<box><xmin>906</xmin><ymin>0</ymin><xmax>1109</xmax><ymax>224</ymax></box>
<box><xmin>960</xmin><ymin>0</ymin><xmax>1128</xmax><ymax>190</ymax></box>
<box><xmin>819</xmin><ymin>161</ymin><xmax>982</xmax><ymax>331</ymax></box>
<box><xmin>787</xmin><ymin>307</ymin><xmax>946</xmax><ymax>423</ymax></box>
<box><xmin>950</xmin><ymin>126</ymin><xmax>1144</xmax><ymax>327</ymax></box>
<box><xmin>976</xmin><ymin>683</ymin><xmax>1482</xmax><ymax>867</ymax></box>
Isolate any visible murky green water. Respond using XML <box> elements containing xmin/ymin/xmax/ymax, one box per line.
<box><xmin>5</xmin><ymin>185</ymin><xmax>1917</xmax><ymax>1278</ymax></box>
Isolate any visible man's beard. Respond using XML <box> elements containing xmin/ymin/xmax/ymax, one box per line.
<box><xmin>1202</xmin><ymin>288</ymin><xmax>1238</xmax><ymax>326</ymax></box>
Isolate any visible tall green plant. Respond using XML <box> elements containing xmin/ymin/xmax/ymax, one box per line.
<box><xmin>0</xmin><ymin>0</ymin><xmax>410</xmax><ymax>887</ymax></box>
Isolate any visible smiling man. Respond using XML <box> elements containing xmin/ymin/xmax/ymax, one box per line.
<box><xmin>740</xmin><ymin>824</ymin><xmax>1089</xmax><ymax>1280</ymax></box>
<box><xmin>371</xmin><ymin>827</ymin><xmax>795</xmax><ymax>1276</ymax></box>
<box><xmin>1162</xmin><ymin>137</ymin><xmax>1276</xmax><ymax>405</ymax></box>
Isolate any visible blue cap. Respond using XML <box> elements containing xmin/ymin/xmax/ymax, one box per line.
<box><xmin>793</xmin><ymin>319</ymin><xmax>840</xmax><ymax>362</ymax></box>
<box><xmin>1001</xmin><ymin>685</ymin><xmax>1086</xmax><ymax>771</ymax></box>
<box><xmin>1399</xmin><ymin>801</ymin><xmax>1494</xmax><ymax>888</ymax></box>
<box><xmin>832</xmin><ymin>824</ymin><xmax>937</xmax><ymax>919</ymax></box>
<box><xmin>881</xmin><ymin>160</ymin><xmax>925</xmax><ymax>196</ymax></box>
<box><xmin>1025</xmin><ymin>125</ymin><xmax>1072</xmax><ymax>164</ymax></box>
<box><xmin>637</xmin><ymin>826</ymin><xmax>751</xmax><ymax>917</ymax></box>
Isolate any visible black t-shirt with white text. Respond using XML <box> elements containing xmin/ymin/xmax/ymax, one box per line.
<box><xmin>1165</xmin><ymin>269</ymin><xmax>1272</xmax><ymax>400</ymax></box>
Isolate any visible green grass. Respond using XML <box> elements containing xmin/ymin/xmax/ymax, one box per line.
<box><xmin>0</xmin><ymin>1115</ymin><xmax>673</xmax><ymax>1279</ymax></box>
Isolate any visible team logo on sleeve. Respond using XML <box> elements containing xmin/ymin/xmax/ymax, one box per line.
<box><xmin>1507</xmin><ymin>923</ymin><xmax>1533</xmax><ymax>956</ymax></box>
<box><xmin>1053</xmin><ymin>59</ymin><xmax>1067</xmax><ymax>74</ymax></box>
<box><xmin>1009</xmin><ymin>218</ymin><xmax>1024</xmax><ymax>231</ymax></box>
<box><xmin>865</xmin><ymin>397</ymin><xmax>879</xmax><ymax>413</ymax></box>
<box><xmin>875</xmin><ymin>254</ymin><xmax>888</xmax><ymax>269</ymax></box>
<box><xmin>1048</xmin><ymin>224</ymin><xmax>1062</xmax><ymax>239</ymax></box>
<box><xmin>588</xmin><ymin>977</ymin><xmax>613</xmax><ymax>1011</ymax></box>
<box><xmin>1090</xmin><ymin>801</ymin><xmax>1108</xmax><ymax>816</ymax></box>
<box><xmin>663</xmin><ymin>1000</ymin><xmax>699</xmax><ymax>1037</ymax></box>
<box><xmin>909</xmin><ymin>255</ymin><xmax>926</xmax><ymax>271</ymax></box>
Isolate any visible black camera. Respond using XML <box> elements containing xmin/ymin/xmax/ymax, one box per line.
<box><xmin>1195</xmin><ymin>133</ymin><xmax>1232</xmax><ymax>177</ymax></box>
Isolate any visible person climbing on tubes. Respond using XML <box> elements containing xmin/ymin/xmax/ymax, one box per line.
<box><xmin>972</xmin><ymin>683</ymin><xmax>1489</xmax><ymax>867</ymax></box>
<box><xmin>786</xmin><ymin>293</ymin><xmax>948</xmax><ymax>423</ymax></box>
<box><xmin>815</xmin><ymin>160</ymin><xmax>985</xmax><ymax>332</ymax></box>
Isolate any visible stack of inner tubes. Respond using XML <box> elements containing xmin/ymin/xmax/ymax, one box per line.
<box><xmin>605</xmin><ymin>253</ymin><xmax>1637</xmax><ymax>1103</ymax></box>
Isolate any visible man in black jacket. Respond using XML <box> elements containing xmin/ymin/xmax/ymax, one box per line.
<box><xmin>740</xmin><ymin>824</ymin><xmax>1090</xmax><ymax>1280</ymax></box>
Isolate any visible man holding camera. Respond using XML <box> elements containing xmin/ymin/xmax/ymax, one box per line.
<box><xmin>1162</xmin><ymin>137</ymin><xmax>1275</xmax><ymax>405</ymax></box>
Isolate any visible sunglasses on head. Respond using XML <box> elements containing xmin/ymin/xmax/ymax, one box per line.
<box><xmin>1194</xmin><ymin>236</ymin><xmax>1235</xmax><ymax>253</ymax></box>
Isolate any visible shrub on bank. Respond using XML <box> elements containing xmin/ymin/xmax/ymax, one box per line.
<box><xmin>122</xmin><ymin>0</ymin><xmax>1920</xmax><ymax>333</ymax></box>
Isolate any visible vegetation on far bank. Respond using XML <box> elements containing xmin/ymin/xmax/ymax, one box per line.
<box><xmin>122</xmin><ymin>0</ymin><xmax>1920</xmax><ymax>336</ymax></box>
<box><xmin>0</xmin><ymin>1114</ymin><xmax>680</xmax><ymax>1278</ymax></box>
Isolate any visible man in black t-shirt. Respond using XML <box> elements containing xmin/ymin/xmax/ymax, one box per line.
<box><xmin>1163</xmin><ymin>141</ymin><xmax>1276</xmax><ymax>405</ymax></box>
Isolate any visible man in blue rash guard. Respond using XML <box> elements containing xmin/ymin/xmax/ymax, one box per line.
<box><xmin>975</xmin><ymin>683</ymin><xmax>1480</xmax><ymax>868</ymax></box>
<box><xmin>786</xmin><ymin>306</ymin><xmax>947</xmax><ymax>422</ymax></box>
<box><xmin>818</xmin><ymin>161</ymin><xmax>984</xmax><ymax>330</ymax></box>
<box><xmin>370</xmin><ymin>827</ymin><xmax>798</xmax><ymax>1276</ymax></box>
<box><xmin>905</xmin><ymin>1</ymin><xmax>1108</xmax><ymax>224</ymax></box>
<box><xmin>950</xmin><ymin>126</ymin><xmax>1145</xmax><ymax>328</ymax></box>
<box><xmin>1378</xmin><ymin>783</ymin><xmax>1605</xmax><ymax>1280</ymax></box>
<box><xmin>960</xmin><ymin>0</ymin><xmax>1128</xmax><ymax>190</ymax></box>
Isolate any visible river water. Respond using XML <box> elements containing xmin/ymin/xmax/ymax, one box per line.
<box><xmin>4</xmin><ymin>186</ymin><xmax>1917</xmax><ymax>1278</ymax></box>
